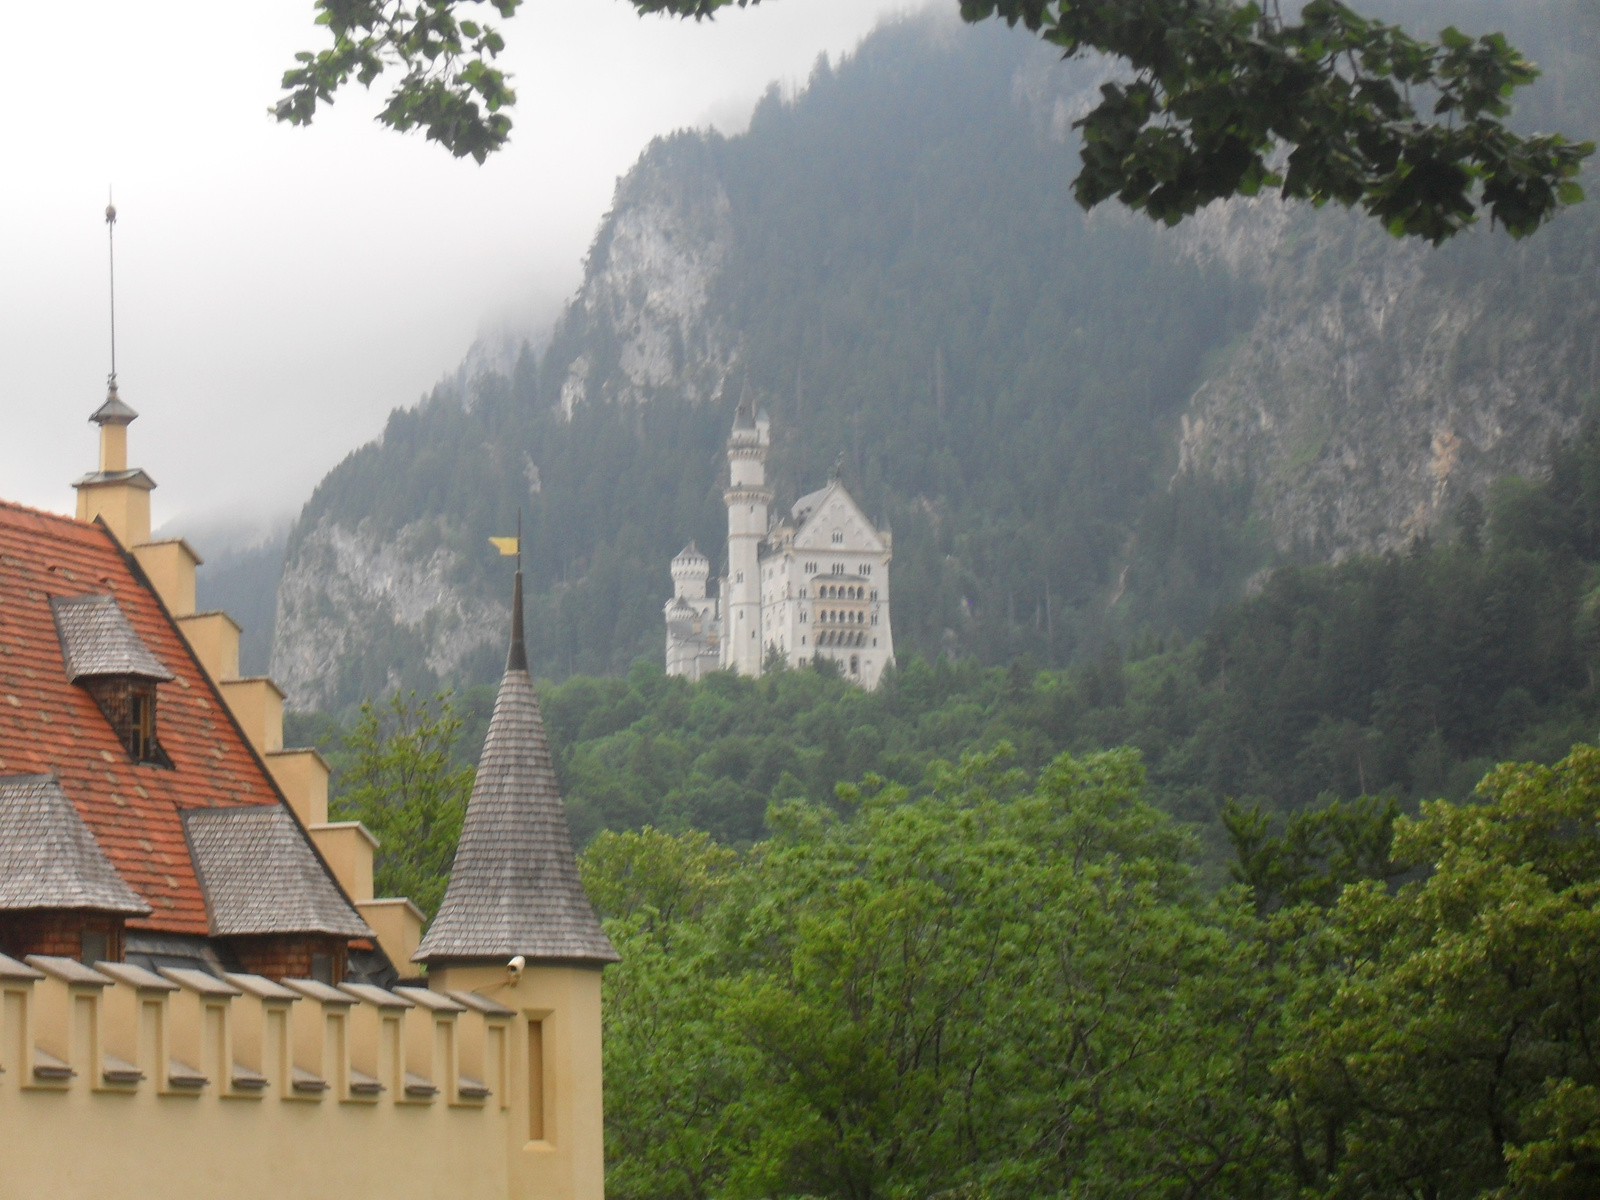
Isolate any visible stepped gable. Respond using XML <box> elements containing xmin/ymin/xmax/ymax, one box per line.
<box><xmin>416</xmin><ymin>571</ymin><xmax>617</xmax><ymax>965</ymax></box>
<box><xmin>0</xmin><ymin>500</ymin><xmax>301</xmax><ymax>935</ymax></box>
<box><xmin>0</xmin><ymin>774</ymin><xmax>150</xmax><ymax>914</ymax></box>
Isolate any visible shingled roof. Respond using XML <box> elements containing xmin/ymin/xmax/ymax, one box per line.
<box><xmin>0</xmin><ymin>500</ymin><xmax>298</xmax><ymax>934</ymax></box>
<box><xmin>0</xmin><ymin>774</ymin><xmax>150</xmax><ymax>915</ymax></box>
<box><xmin>51</xmin><ymin>593</ymin><xmax>174</xmax><ymax>681</ymax></box>
<box><xmin>184</xmin><ymin>807</ymin><xmax>371</xmax><ymax>938</ymax></box>
<box><xmin>415</xmin><ymin>573</ymin><xmax>617</xmax><ymax>965</ymax></box>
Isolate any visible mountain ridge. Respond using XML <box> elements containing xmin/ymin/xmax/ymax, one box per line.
<box><xmin>269</xmin><ymin>2</ymin><xmax>1600</xmax><ymax>711</ymax></box>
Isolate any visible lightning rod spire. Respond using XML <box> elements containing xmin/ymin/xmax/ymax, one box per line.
<box><xmin>105</xmin><ymin>191</ymin><xmax>118</xmax><ymax>389</ymax></box>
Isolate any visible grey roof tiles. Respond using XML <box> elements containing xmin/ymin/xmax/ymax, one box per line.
<box><xmin>415</xmin><ymin>573</ymin><xmax>617</xmax><ymax>965</ymax></box>
<box><xmin>50</xmin><ymin>593</ymin><xmax>173</xmax><ymax>682</ymax></box>
<box><xmin>0</xmin><ymin>774</ymin><xmax>151</xmax><ymax>915</ymax></box>
<box><xmin>183</xmin><ymin>805</ymin><xmax>372</xmax><ymax>938</ymax></box>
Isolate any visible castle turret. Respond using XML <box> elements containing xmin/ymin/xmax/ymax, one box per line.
<box><xmin>671</xmin><ymin>541</ymin><xmax>710</xmax><ymax>601</ymax></box>
<box><xmin>723</xmin><ymin>400</ymin><xmax>770</xmax><ymax>676</ymax></box>
<box><xmin>417</xmin><ymin>567</ymin><xmax>616</xmax><ymax>1200</ymax></box>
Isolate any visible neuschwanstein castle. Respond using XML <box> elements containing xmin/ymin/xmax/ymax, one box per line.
<box><xmin>664</xmin><ymin>405</ymin><xmax>894</xmax><ymax>689</ymax></box>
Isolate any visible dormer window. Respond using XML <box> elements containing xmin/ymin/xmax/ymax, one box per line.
<box><xmin>51</xmin><ymin>594</ymin><xmax>174</xmax><ymax>768</ymax></box>
<box><xmin>80</xmin><ymin>676</ymin><xmax>171</xmax><ymax>766</ymax></box>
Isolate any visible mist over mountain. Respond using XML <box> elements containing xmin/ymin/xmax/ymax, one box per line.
<box><xmin>269</xmin><ymin>1</ymin><xmax>1600</xmax><ymax>712</ymax></box>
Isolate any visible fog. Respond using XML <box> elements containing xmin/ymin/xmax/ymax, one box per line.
<box><xmin>0</xmin><ymin>0</ymin><xmax>921</xmax><ymax>533</ymax></box>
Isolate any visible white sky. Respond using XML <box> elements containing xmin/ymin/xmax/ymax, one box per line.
<box><xmin>0</xmin><ymin>0</ymin><xmax>922</xmax><ymax>536</ymax></box>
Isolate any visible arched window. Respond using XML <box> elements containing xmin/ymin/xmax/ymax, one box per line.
<box><xmin>832</xmin><ymin>529</ymin><xmax>843</xmax><ymax>544</ymax></box>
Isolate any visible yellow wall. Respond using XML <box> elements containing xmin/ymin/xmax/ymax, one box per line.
<box><xmin>220</xmin><ymin>677</ymin><xmax>285</xmax><ymax>753</ymax></box>
<box><xmin>0</xmin><ymin>956</ymin><xmax>605</xmax><ymax>1200</ymax></box>
<box><xmin>429</xmin><ymin>965</ymin><xmax>607</xmax><ymax>1200</ymax></box>
<box><xmin>75</xmin><ymin>478</ymin><xmax>152</xmax><ymax>547</ymax></box>
<box><xmin>131</xmin><ymin>538</ymin><xmax>201</xmax><ymax>617</ymax></box>
<box><xmin>177</xmin><ymin>611</ymin><xmax>242</xmax><ymax>682</ymax></box>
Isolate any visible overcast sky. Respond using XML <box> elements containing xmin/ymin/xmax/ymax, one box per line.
<box><xmin>0</xmin><ymin>0</ymin><xmax>921</xmax><ymax>540</ymax></box>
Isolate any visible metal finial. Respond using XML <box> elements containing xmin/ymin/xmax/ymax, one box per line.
<box><xmin>830</xmin><ymin>451</ymin><xmax>845</xmax><ymax>481</ymax></box>
<box><xmin>105</xmin><ymin>190</ymin><xmax>118</xmax><ymax>388</ymax></box>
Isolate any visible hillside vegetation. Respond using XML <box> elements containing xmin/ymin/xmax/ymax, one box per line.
<box><xmin>287</xmin><ymin>417</ymin><xmax>1600</xmax><ymax>890</ymax></box>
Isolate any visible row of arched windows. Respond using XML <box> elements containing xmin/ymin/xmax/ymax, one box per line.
<box><xmin>819</xmin><ymin>630</ymin><xmax>866</xmax><ymax>647</ymax></box>
<box><xmin>821</xmin><ymin>584</ymin><xmax>863</xmax><ymax>599</ymax></box>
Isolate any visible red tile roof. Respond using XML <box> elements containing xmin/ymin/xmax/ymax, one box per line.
<box><xmin>0</xmin><ymin>499</ymin><xmax>284</xmax><ymax>935</ymax></box>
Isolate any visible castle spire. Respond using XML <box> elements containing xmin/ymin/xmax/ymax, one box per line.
<box><xmin>75</xmin><ymin>198</ymin><xmax>156</xmax><ymax>546</ymax></box>
<box><xmin>507</xmin><ymin>509</ymin><xmax>527</xmax><ymax>671</ymax></box>
<box><xmin>414</xmin><ymin>568</ymin><xmax>615</xmax><ymax>966</ymax></box>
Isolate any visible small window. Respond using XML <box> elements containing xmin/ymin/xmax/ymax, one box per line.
<box><xmin>850</xmin><ymin>655</ymin><xmax>859</xmax><ymax>674</ymax></box>
<box><xmin>81</xmin><ymin>677</ymin><xmax>173</xmax><ymax>767</ymax></box>
<box><xmin>81</xmin><ymin>930</ymin><xmax>108</xmax><ymax>966</ymax></box>
<box><xmin>831</xmin><ymin>529</ymin><xmax>843</xmax><ymax>544</ymax></box>
<box><xmin>310</xmin><ymin>953</ymin><xmax>334</xmax><ymax>985</ymax></box>
<box><xmin>833</xmin><ymin>563</ymin><xmax>845</xmax><ymax>575</ymax></box>
<box><xmin>861</xmin><ymin>565</ymin><xmax>871</xmax><ymax>576</ymax></box>
<box><xmin>529</xmin><ymin>1019</ymin><xmax>546</xmax><ymax>1140</ymax></box>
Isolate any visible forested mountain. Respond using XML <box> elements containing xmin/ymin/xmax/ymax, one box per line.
<box><xmin>270</xmin><ymin>0</ymin><xmax>1600</xmax><ymax>712</ymax></box>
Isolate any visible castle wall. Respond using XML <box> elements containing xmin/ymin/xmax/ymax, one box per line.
<box><xmin>0</xmin><ymin>956</ymin><xmax>594</xmax><ymax>1200</ymax></box>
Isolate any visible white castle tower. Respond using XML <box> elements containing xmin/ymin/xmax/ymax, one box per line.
<box><xmin>664</xmin><ymin>405</ymin><xmax>894</xmax><ymax>688</ymax></box>
<box><xmin>722</xmin><ymin>401</ymin><xmax>772</xmax><ymax>677</ymax></box>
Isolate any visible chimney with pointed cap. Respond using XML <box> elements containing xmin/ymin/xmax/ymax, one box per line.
<box><xmin>75</xmin><ymin>382</ymin><xmax>156</xmax><ymax>547</ymax></box>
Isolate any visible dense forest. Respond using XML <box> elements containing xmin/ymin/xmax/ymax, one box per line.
<box><xmin>291</xmin><ymin>412</ymin><xmax>1600</xmax><ymax>879</ymax></box>
<box><xmin>581</xmin><ymin>746</ymin><xmax>1600</xmax><ymax>1199</ymax></box>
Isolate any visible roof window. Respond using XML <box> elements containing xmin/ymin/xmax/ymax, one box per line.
<box><xmin>51</xmin><ymin>594</ymin><xmax>174</xmax><ymax>767</ymax></box>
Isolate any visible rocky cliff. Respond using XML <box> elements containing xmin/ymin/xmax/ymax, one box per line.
<box><xmin>1172</xmin><ymin>200</ymin><xmax>1600</xmax><ymax>559</ymax></box>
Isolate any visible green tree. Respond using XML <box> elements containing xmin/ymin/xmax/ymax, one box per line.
<box><xmin>277</xmin><ymin>0</ymin><xmax>1589</xmax><ymax>239</ymax></box>
<box><xmin>333</xmin><ymin>689</ymin><xmax>475</xmax><ymax>918</ymax></box>
<box><xmin>1277</xmin><ymin>744</ymin><xmax>1600</xmax><ymax>1198</ymax></box>
<box><xmin>580</xmin><ymin>828</ymin><xmax>748</xmax><ymax>1200</ymax></box>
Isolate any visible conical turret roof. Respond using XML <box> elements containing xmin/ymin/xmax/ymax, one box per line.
<box><xmin>415</xmin><ymin>572</ymin><xmax>617</xmax><ymax>965</ymax></box>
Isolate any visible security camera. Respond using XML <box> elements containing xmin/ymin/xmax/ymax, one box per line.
<box><xmin>508</xmin><ymin>955</ymin><xmax>526</xmax><ymax>983</ymax></box>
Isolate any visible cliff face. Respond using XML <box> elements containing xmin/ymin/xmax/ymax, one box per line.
<box><xmin>551</xmin><ymin>137</ymin><xmax>738</xmax><ymax>418</ymax></box>
<box><xmin>273</xmin><ymin>515</ymin><xmax>506</xmax><ymax>710</ymax></box>
<box><xmin>1173</xmin><ymin>201</ymin><xmax>1600</xmax><ymax>558</ymax></box>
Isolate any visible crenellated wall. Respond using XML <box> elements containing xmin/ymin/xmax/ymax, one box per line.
<box><xmin>0</xmin><ymin>952</ymin><xmax>597</xmax><ymax>1200</ymax></box>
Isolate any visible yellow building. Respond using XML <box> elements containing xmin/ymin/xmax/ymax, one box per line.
<box><xmin>0</xmin><ymin>387</ymin><xmax>615</xmax><ymax>1199</ymax></box>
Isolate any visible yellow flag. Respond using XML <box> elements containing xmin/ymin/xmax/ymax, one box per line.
<box><xmin>489</xmin><ymin>537</ymin><xmax>519</xmax><ymax>556</ymax></box>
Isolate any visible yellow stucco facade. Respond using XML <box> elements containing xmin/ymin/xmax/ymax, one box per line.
<box><xmin>0</xmin><ymin>955</ymin><xmax>606</xmax><ymax>1200</ymax></box>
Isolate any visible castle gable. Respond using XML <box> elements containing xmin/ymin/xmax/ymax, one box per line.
<box><xmin>791</xmin><ymin>483</ymin><xmax>884</xmax><ymax>554</ymax></box>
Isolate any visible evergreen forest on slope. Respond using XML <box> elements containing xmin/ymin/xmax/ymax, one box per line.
<box><xmin>287</xmin><ymin>416</ymin><xmax>1600</xmax><ymax>877</ymax></box>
